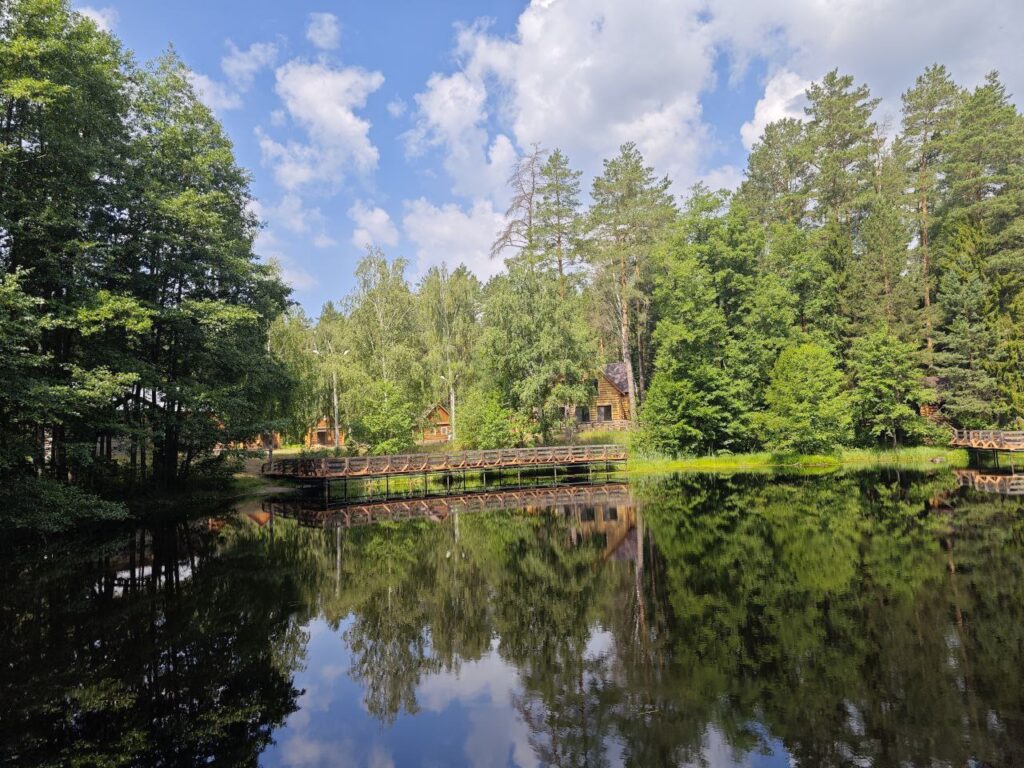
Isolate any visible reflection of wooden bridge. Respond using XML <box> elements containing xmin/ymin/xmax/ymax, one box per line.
<box><xmin>954</xmin><ymin>470</ymin><xmax>1024</xmax><ymax>496</ymax></box>
<box><xmin>951</xmin><ymin>430</ymin><xmax>1024</xmax><ymax>451</ymax></box>
<box><xmin>262</xmin><ymin>444</ymin><xmax>627</xmax><ymax>481</ymax></box>
<box><xmin>262</xmin><ymin>482</ymin><xmax>633</xmax><ymax>529</ymax></box>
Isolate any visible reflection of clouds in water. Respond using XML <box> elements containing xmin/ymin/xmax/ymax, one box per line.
<box><xmin>583</xmin><ymin>627</ymin><xmax>613</xmax><ymax>661</ymax></box>
<box><xmin>418</xmin><ymin>641</ymin><xmax>517</xmax><ymax>710</ymax></box>
<box><xmin>278</xmin><ymin>735</ymin><xmax>354</xmax><ymax>768</ymax></box>
<box><xmin>417</xmin><ymin>642</ymin><xmax>537</xmax><ymax>768</ymax></box>
<box><xmin>278</xmin><ymin>736</ymin><xmax>394</xmax><ymax>768</ymax></box>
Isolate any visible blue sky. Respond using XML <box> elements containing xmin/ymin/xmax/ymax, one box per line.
<box><xmin>75</xmin><ymin>1</ymin><xmax>1024</xmax><ymax>316</ymax></box>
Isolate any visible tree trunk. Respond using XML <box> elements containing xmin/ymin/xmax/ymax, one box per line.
<box><xmin>449</xmin><ymin>385</ymin><xmax>456</xmax><ymax>443</ymax></box>
<box><xmin>619</xmin><ymin>286</ymin><xmax>637</xmax><ymax>420</ymax></box>
<box><xmin>921</xmin><ymin>192</ymin><xmax>933</xmax><ymax>361</ymax></box>
<box><xmin>332</xmin><ymin>369</ymin><xmax>340</xmax><ymax>448</ymax></box>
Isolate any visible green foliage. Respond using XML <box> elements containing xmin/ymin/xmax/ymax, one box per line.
<box><xmin>456</xmin><ymin>388</ymin><xmax>519</xmax><ymax>450</ymax></box>
<box><xmin>354</xmin><ymin>381</ymin><xmax>415</xmax><ymax>455</ymax></box>
<box><xmin>849</xmin><ymin>328</ymin><xmax>931</xmax><ymax>446</ymax></box>
<box><xmin>480</xmin><ymin>254</ymin><xmax>595</xmax><ymax>439</ymax></box>
<box><xmin>756</xmin><ymin>343</ymin><xmax>852</xmax><ymax>454</ymax></box>
<box><xmin>0</xmin><ymin>476</ymin><xmax>127</xmax><ymax>532</ymax></box>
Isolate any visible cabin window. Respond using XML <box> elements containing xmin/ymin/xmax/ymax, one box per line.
<box><xmin>575</xmin><ymin>406</ymin><xmax>590</xmax><ymax>423</ymax></box>
<box><xmin>597</xmin><ymin>405</ymin><xmax>612</xmax><ymax>422</ymax></box>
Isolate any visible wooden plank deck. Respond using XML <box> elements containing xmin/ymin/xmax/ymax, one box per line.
<box><xmin>261</xmin><ymin>444</ymin><xmax>628</xmax><ymax>480</ymax></box>
<box><xmin>950</xmin><ymin>429</ymin><xmax>1024</xmax><ymax>452</ymax></box>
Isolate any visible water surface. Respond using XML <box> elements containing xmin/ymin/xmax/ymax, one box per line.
<box><xmin>2</xmin><ymin>470</ymin><xmax>1022</xmax><ymax>767</ymax></box>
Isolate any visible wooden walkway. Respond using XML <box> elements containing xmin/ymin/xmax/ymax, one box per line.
<box><xmin>955</xmin><ymin>470</ymin><xmax>1024</xmax><ymax>496</ymax></box>
<box><xmin>951</xmin><ymin>430</ymin><xmax>1024</xmax><ymax>451</ymax></box>
<box><xmin>262</xmin><ymin>444</ymin><xmax>628</xmax><ymax>481</ymax></box>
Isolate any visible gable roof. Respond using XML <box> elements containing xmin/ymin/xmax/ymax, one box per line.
<box><xmin>422</xmin><ymin>402</ymin><xmax>451</xmax><ymax>422</ymax></box>
<box><xmin>601</xmin><ymin>363</ymin><xmax>629</xmax><ymax>396</ymax></box>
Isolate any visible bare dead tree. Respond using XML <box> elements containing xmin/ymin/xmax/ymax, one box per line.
<box><xmin>490</xmin><ymin>143</ymin><xmax>547</xmax><ymax>259</ymax></box>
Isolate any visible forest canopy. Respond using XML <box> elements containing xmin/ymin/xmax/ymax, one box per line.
<box><xmin>4</xmin><ymin>0</ymin><xmax>1024</xmax><ymax>509</ymax></box>
<box><xmin>274</xmin><ymin>67</ymin><xmax>1024</xmax><ymax>456</ymax></box>
<box><xmin>0</xmin><ymin>0</ymin><xmax>291</xmax><ymax>496</ymax></box>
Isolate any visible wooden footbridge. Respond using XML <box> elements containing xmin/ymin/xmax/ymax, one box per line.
<box><xmin>954</xmin><ymin>470</ymin><xmax>1024</xmax><ymax>496</ymax></box>
<box><xmin>262</xmin><ymin>482</ymin><xmax>633</xmax><ymax>529</ymax></box>
<box><xmin>951</xmin><ymin>430</ymin><xmax>1024</xmax><ymax>452</ymax></box>
<box><xmin>262</xmin><ymin>444</ymin><xmax>628</xmax><ymax>483</ymax></box>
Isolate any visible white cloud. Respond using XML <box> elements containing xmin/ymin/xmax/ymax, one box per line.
<box><xmin>222</xmin><ymin>40</ymin><xmax>278</xmax><ymax>89</ymax></box>
<box><xmin>702</xmin><ymin>164</ymin><xmax>744</xmax><ymax>192</ymax></box>
<box><xmin>407</xmin><ymin>0</ymin><xmax>1024</xmax><ymax>205</ymax></box>
<box><xmin>307</xmin><ymin>12</ymin><xmax>341</xmax><ymax>50</ymax></box>
<box><xmin>348</xmin><ymin>201</ymin><xmax>399</xmax><ymax>249</ymax></box>
<box><xmin>402</xmin><ymin>197</ymin><xmax>504</xmax><ymax>279</ymax></box>
<box><xmin>187</xmin><ymin>39</ymin><xmax>277</xmax><ymax>113</ymax></box>
<box><xmin>386</xmin><ymin>98</ymin><xmax>407</xmax><ymax>118</ymax></box>
<box><xmin>186</xmin><ymin>71</ymin><xmax>242</xmax><ymax>111</ymax></box>
<box><xmin>740</xmin><ymin>70</ymin><xmax>810</xmax><ymax>150</ymax></box>
<box><xmin>313</xmin><ymin>233</ymin><xmax>337</xmax><ymax>249</ymax></box>
<box><xmin>77</xmin><ymin>5</ymin><xmax>118</xmax><ymax>31</ymax></box>
<box><xmin>259</xmin><ymin>60</ymin><xmax>384</xmax><ymax>189</ymax></box>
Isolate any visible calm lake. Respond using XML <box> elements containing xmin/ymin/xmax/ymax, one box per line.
<box><xmin>2</xmin><ymin>469</ymin><xmax>1022</xmax><ymax>767</ymax></box>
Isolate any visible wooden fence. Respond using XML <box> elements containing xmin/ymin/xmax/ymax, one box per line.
<box><xmin>262</xmin><ymin>444</ymin><xmax>628</xmax><ymax>480</ymax></box>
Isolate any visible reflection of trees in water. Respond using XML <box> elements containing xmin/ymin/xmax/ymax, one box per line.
<box><xmin>631</xmin><ymin>471</ymin><xmax>1024</xmax><ymax>767</ymax></box>
<box><xmin>0</xmin><ymin>517</ymin><xmax>311</xmax><ymax>767</ymax></box>
<box><xmin>4</xmin><ymin>472</ymin><xmax>1023</xmax><ymax>766</ymax></box>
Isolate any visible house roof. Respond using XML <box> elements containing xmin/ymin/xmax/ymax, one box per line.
<box><xmin>421</xmin><ymin>402</ymin><xmax>451</xmax><ymax>422</ymax></box>
<box><xmin>601</xmin><ymin>363</ymin><xmax>629</xmax><ymax>396</ymax></box>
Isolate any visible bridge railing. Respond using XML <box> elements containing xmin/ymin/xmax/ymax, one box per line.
<box><xmin>951</xmin><ymin>429</ymin><xmax>1024</xmax><ymax>450</ymax></box>
<box><xmin>262</xmin><ymin>443</ymin><xmax>628</xmax><ymax>478</ymax></box>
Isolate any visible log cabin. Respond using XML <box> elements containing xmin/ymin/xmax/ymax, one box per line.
<box><xmin>420</xmin><ymin>403</ymin><xmax>453</xmax><ymax>443</ymax></box>
<box><xmin>568</xmin><ymin>363</ymin><xmax>632</xmax><ymax>431</ymax></box>
<box><xmin>304</xmin><ymin>417</ymin><xmax>346</xmax><ymax>448</ymax></box>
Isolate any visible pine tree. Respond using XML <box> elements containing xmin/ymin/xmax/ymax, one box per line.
<box><xmin>588</xmin><ymin>142</ymin><xmax>677</xmax><ymax>414</ymax></box>
<box><xmin>932</xmin><ymin>252</ymin><xmax>1006</xmax><ymax>427</ymax></box>
<box><xmin>534</xmin><ymin>148</ymin><xmax>583</xmax><ymax>287</ymax></box>
<box><xmin>737</xmin><ymin>117</ymin><xmax>811</xmax><ymax>228</ymax></box>
<box><xmin>900</xmin><ymin>64</ymin><xmax>962</xmax><ymax>357</ymax></box>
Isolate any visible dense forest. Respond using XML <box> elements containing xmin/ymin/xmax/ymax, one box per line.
<box><xmin>0</xmin><ymin>1</ymin><xmax>290</xmax><ymax>521</ymax></box>
<box><xmin>274</xmin><ymin>68</ymin><xmax>1024</xmax><ymax>456</ymax></box>
<box><xmin>3</xmin><ymin>0</ymin><xmax>1024</xmax><ymax>521</ymax></box>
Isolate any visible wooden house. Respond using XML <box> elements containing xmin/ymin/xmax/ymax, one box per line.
<box><xmin>569</xmin><ymin>363</ymin><xmax>632</xmax><ymax>430</ymax></box>
<box><xmin>304</xmin><ymin>418</ymin><xmax>346</xmax><ymax>448</ymax></box>
<box><xmin>420</xmin><ymin>403</ymin><xmax>453</xmax><ymax>443</ymax></box>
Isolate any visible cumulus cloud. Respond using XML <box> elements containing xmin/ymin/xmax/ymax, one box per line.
<box><xmin>406</xmin><ymin>0</ymin><xmax>1024</xmax><ymax>204</ymax></box>
<box><xmin>386</xmin><ymin>98</ymin><xmax>407</xmax><ymax>118</ymax></box>
<box><xmin>349</xmin><ymin>202</ymin><xmax>399</xmax><ymax>249</ymax></box>
<box><xmin>77</xmin><ymin>5</ymin><xmax>118</xmax><ymax>31</ymax></box>
<box><xmin>222</xmin><ymin>40</ymin><xmax>278</xmax><ymax>89</ymax></box>
<box><xmin>402</xmin><ymin>198</ymin><xmax>504</xmax><ymax>279</ymax></box>
<box><xmin>259</xmin><ymin>60</ymin><xmax>384</xmax><ymax>189</ymax></box>
<box><xmin>740</xmin><ymin>70</ymin><xmax>810</xmax><ymax>150</ymax></box>
<box><xmin>188</xmin><ymin>39</ymin><xmax>277</xmax><ymax>113</ymax></box>
<box><xmin>186</xmin><ymin>71</ymin><xmax>242</xmax><ymax>111</ymax></box>
<box><xmin>254</xmin><ymin>230</ymin><xmax>317</xmax><ymax>292</ymax></box>
<box><xmin>307</xmin><ymin>12</ymin><xmax>341</xmax><ymax>50</ymax></box>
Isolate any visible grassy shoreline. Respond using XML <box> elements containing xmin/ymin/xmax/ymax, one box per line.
<box><xmin>626</xmin><ymin>446</ymin><xmax>970</xmax><ymax>475</ymax></box>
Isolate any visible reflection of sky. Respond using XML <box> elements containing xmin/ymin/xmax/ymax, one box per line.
<box><xmin>260</xmin><ymin>617</ymin><xmax>791</xmax><ymax>768</ymax></box>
